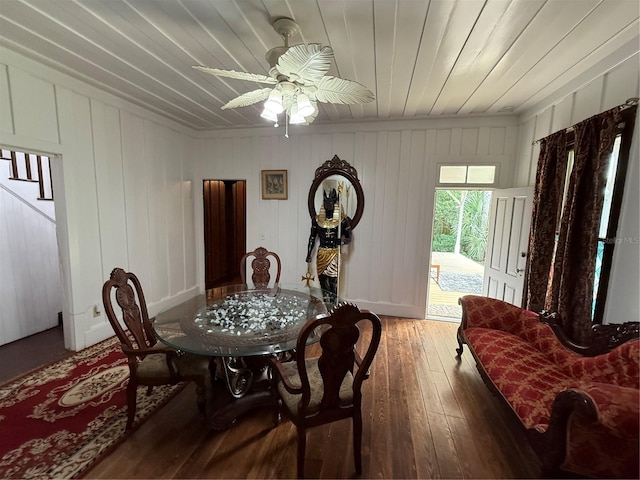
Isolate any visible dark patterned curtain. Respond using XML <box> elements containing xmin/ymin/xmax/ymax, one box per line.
<box><xmin>549</xmin><ymin>109</ymin><xmax>621</xmax><ymax>343</ymax></box>
<box><xmin>525</xmin><ymin>108</ymin><xmax>622</xmax><ymax>344</ymax></box>
<box><xmin>524</xmin><ymin>131</ymin><xmax>567</xmax><ymax>313</ymax></box>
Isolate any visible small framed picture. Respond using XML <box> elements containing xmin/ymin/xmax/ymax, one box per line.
<box><xmin>261</xmin><ymin>170</ymin><xmax>288</xmax><ymax>200</ymax></box>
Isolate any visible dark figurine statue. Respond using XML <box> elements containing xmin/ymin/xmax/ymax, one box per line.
<box><xmin>306</xmin><ymin>187</ymin><xmax>351</xmax><ymax>302</ymax></box>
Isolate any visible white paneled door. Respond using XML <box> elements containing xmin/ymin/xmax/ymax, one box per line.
<box><xmin>483</xmin><ymin>187</ymin><xmax>534</xmax><ymax>306</ymax></box>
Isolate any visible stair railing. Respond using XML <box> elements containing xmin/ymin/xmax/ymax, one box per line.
<box><xmin>0</xmin><ymin>149</ymin><xmax>54</xmax><ymax>200</ymax></box>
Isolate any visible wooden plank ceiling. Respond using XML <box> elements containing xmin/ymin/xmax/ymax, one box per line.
<box><xmin>0</xmin><ymin>0</ymin><xmax>638</xmax><ymax>130</ymax></box>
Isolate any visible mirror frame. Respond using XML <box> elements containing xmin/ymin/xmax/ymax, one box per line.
<box><xmin>308</xmin><ymin>155</ymin><xmax>365</xmax><ymax>229</ymax></box>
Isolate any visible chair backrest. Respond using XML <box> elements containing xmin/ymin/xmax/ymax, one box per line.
<box><xmin>102</xmin><ymin>267</ymin><xmax>156</xmax><ymax>352</ymax></box>
<box><xmin>295</xmin><ymin>303</ymin><xmax>382</xmax><ymax>417</ymax></box>
<box><xmin>240</xmin><ymin>247</ymin><xmax>282</xmax><ymax>288</ymax></box>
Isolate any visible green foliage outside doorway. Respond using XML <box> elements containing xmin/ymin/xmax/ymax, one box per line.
<box><xmin>432</xmin><ymin>190</ymin><xmax>492</xmax><ymax>263</ymax></box>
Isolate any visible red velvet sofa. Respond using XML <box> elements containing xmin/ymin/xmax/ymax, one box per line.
<box><xmin>456</xmin><ymin>295</ymin><xmax>639</xmax><ymax>478</ymax></box>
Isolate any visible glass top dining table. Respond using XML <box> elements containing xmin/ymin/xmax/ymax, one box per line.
<box><xmin>152</xmin><ymin>283</ymin><xmax>339</xmax><ymax>357</ymax></box>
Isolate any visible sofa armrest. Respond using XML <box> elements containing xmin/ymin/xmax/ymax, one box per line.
<box><xmin>531</xmin><ymin>384</ymin><xmax>639</xmax><ymax>475</ymax></box>
<box><xmin>575</xmin><ymin>383</ymin><xmax>640</xmax><ymax>434</ymax></box>
<box><xmin>560</xmin><ymin>384</ymin><xmax>640</xmax><ymax>479</ymax></box>
<box><xmin>527</xmin><ymin>388</ymin><xmax>599</xmax><ymax>476</ymax></box>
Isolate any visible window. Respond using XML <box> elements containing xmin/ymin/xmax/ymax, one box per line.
<box><xmin>557</xmin><ymin>108</ymin><xmax>636</xmax><ymax>323</ymax></box>
<box><xmin>438</xmin><ymin>165</ymin><xmax>497</xmax><ymax>186</ymax></box>
<box><xmin>592</xmin><ymin>114</ymin><xmax>635</xmax><ymax>323</ymax></box>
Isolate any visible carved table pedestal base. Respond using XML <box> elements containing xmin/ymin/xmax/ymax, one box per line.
<box><xmin>205</xmin><ymin>356</ymin><xmax>278</xmax><ymax>430</ymax></box>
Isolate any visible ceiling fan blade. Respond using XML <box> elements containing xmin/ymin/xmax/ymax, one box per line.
<box><xmin>221</xmin><ymin>88</ymin><xmax>273</xmax><ymax>109</ymax></box>
<box><xmin>276</xmin><ymin>44</ymin><xmax>333</xmax><ymax>85</ymax></box>
<box><xmin>193</xmin><ymin>66</ymin><xmax>277</xmax><ymax>85</ymax></box>
<box><xmin>309</xmin><ymin>76</ymin><xmax>375</xmax><ymax>104</ymax></box>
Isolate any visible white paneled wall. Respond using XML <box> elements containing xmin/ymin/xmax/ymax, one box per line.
<box><xmin>0</xmin><ymin>47</ymin><xmax>199</xmax><ymax>350</ymax></box>
<box><xmin>194</xmin><ymin>118</ymin><xmax>518</xmax><ymax>318</ymax></box>
<box><xmin>8</xmin><ymin>66</ymin><xmax>59</xmax><ymax>144</ymax></box>
<box><xmin>514</xmin><ymin>53</ymin><xmax>640</xmax><ymax>324</ymax></box>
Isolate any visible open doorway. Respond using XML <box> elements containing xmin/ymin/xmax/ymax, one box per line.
<box><xmin>427</xmin><ymin>189</ymin><xmax>492</xmax><ymax>321</ymax></box>
<box><xmin>203</xmin><ymin>180</ymin><xmax>246</xmax><ymax>289</ymax></box>
<box><xmin>0</xmin><ymin>148</ymin><xmax>62</xmax><ymax>345</ymax></box>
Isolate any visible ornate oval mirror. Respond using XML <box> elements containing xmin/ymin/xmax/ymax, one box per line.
<box><xmin>307</xmin><ymin>155</ymin><xmax>365</xmax><ymax>229</ymax></box>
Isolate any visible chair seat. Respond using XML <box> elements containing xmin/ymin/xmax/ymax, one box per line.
<box><xmin>137</xmin><ymin>347</ymin><xmax>209</xmax><ymax>382</ymax></box>
<box><xmin>277</xmin><ymin>357</ymin><xmax>354</xmax><ymax>415</ymax></box>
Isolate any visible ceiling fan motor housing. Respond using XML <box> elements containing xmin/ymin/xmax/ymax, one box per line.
<box><xmin>272</xmin><ymin>17</ymin><xmax>299</xmax><ymax>40</ymax></box>
<box><xmin>266</xmin><ymin>18</ymin><xmax>299</xmax><ymax>68</ymax></box>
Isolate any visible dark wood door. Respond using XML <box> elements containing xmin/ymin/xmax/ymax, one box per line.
<box><xmin>203</xmin><ymin>180</ymin><xmax>246</xmax><ymax>289</ymax></box>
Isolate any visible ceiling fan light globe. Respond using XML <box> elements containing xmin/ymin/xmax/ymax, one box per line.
<box><xmin>264</xmin><ymin>89</ymin><xmax>284</xmax><ymax>114</ymax></box>
<box><xmin>290</xmin><ymin>113</ymin><xmax>306</xmax><ymax>124</ymax></box>
<box><xmin>260</xmin><ymin>108</ymin><xmax>279</xmax><ymax>123</ymax></box>
<box><xmin>264</xmin><ymin>100</ymin><xmax>283</xmax><ymax>114</ymax></box>
<box><xmin>289</xmin><ymin>103</ymin><xmax>306</xmax><ymax>124</ymax></box>
<box><xmin>296</xmin><ymin>93</ymin><xmax>315</xmax><ymax>117</ymax></box>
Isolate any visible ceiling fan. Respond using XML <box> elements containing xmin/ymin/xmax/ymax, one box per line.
<box><xmin>193</xmin><ymin>17</ymin><xmax>374</xmax><ymax>132</ymax></box>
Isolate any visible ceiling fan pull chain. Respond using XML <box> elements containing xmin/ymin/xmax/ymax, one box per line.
<box><xmin>285</xmin><ymin>113</ymin><xmax>289</xmax><ymax>138</ymax></box>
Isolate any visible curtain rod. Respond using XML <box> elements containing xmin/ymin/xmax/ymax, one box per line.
<box><xmin>531</xmin><ymin>97</ymin><xmax>639</xmax><ymax>146</ymax></box>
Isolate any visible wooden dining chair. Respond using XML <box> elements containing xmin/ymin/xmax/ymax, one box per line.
<box><xmin>102</xmin><ymin>267</ymin><xmax>209</xmax><ymax>430</ymax></box>
<box><xmin>270</xmin><ymin>302</ymin><xmax>382</xmax><ymax>478</ymax></box>
<box><xmin>240</xmin><ymin>246</ymin><xmax>282</xmax><ymax>288</ymax></box>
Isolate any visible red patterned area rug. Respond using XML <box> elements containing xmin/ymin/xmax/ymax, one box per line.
<box><xmin>0</xmin><ymin>336</ymin><xmax>185</xmax><ymax>479</ymax></box>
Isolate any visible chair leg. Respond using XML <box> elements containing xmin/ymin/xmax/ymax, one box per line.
<box><xmin>353</xmin><ymin>412</ymin><xmax>363</xmax><ymax>475</ymax></box>
<box><xmin>297</xmin><ymin>427</ymin><xmax>306</xmax><ymax>479</ymax></box>
<box><xmin>272</xmin><ymin>398</ymin><xmax>282</xmax><ymax>427</ymax></box>
<box><xmin>195</xmin><ymin>379</ymin><xmax>206</xmax><ymax>415</ymax></box>
<box><xmin>267</xmin><ymin>367</ymin><xmax>282</xmax><ymax>427</ymax></box>
<box><xmin>126</xmin><ymin>380</ymin><xmax>137</xmax><ymax>430</ymax></box>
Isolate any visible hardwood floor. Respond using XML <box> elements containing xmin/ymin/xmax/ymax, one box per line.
<box><xmin>0</xmin><ymin>324</ymin><xmax>68</xmax><ymax>384</ymax></box>
<box><xmin>86</xmin><ymin>317</ymin><xmax>541</xmax><ymax>479</ymax></box>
